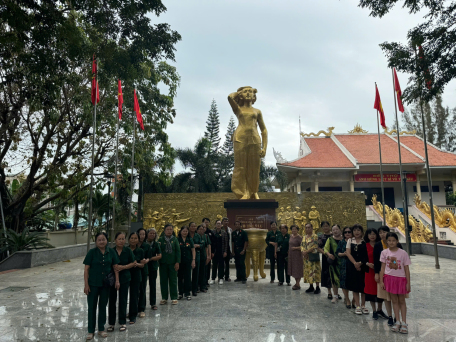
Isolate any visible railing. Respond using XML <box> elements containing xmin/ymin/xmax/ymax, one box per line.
<box><xmin>437</xmin><ymin>205</ymin><xmax>456</xmax><ymax>215</ymax></box>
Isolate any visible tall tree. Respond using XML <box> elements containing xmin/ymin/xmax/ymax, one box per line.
<box><xmin>0</xmin><ymin>0</ymin><xmax>181</xmax><ymax>231</ymax></box>
<box><xmin>401</xmin><ymin>96</ymin><xmax>452</xmax><ymax>149</ymax></box>
<box><xmin>218</xmin><ymin>116</ymin><xmax>236</xmax><ymax>191</ymax></box>
<box><xmin>358</xmin><ymin>0</ymin><xmax>456</xmax><ymax>103</ymax></box>
<box><xmin>172</xmin><ymin>138</ymin><xmax>218</xmax><ymax>193</ymax></box>
<box><xmin>204</xmin><ymin>100</ymin><xmax>221</xmax><ymax>155</ymax></box>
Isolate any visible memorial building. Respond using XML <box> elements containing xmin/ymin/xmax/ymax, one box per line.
<box><xmin>274</xmin><ymin>125</ymin><xmax>456</xmax><ymax>210</ymax></box>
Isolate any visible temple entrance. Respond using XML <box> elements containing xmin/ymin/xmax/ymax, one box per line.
<box><xmin>355</xmin><ymin>187</ymin><xmax>395</xmax><ymax>208</ymax></box>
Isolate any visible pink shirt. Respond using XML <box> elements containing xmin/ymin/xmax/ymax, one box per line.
<box><xmin>380</xmin><ymin>248</ymin><xmax>411</xmax><ymax>278</ymax></box>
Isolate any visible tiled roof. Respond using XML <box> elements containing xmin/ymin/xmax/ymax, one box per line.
<box><xmin>334</xmin><ymin>134</ymin><xmax>424</xmax><ymax>164</ymax></box>
<box><xmin>282</xmin><ymin>137</ymin><xmax>355</xmax><ymax>168</ymax></box>
<box><xmin>399</xmin><ymin>136</ymin><xmax>456</xmax><ymax>166</ymax></box>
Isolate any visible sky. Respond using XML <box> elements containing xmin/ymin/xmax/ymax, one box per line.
<box><xmin>156</xmin><ymin>0</ymin><xmax>456</xmax><ymax>171</ymax></box>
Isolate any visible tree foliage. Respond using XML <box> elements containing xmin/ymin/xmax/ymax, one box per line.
<box><xmin>401</xmin><ymin>95</ymin><xmax>455</xmax><ymax>151</ymax></box>
<box><xmin>0</xmin><ymin>0</ymin><xmax>181</xmax><ymax>231</ymax></box>
<box><xmin>204</xmin><ymin>100</ymin><xmax>221</xmax><ymax>156</ymax></box>
<box><xmin>358</xmin><ymin>0</ymin><xmax>456</xmax><ymax>102</ymax></box>
<box><xmin>0</xmin><ymin>228</ymin><xmax>54</xmax><ymax>254</ymax></box>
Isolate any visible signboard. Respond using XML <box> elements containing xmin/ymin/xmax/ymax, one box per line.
<box><xmin>236</xmin><ymin>215</ymin><xmax>266</xmax><ymax>229</ymax></box>
<box><xmin>354</xmin><ymin>173</ymin><xmax>417</xmax><ymax>182</ymax></box>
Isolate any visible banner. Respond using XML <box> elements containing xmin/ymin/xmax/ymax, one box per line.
<box><xmin>354</xmin><ymin>173</ymin><xmax>416</xmax><ymax>182</ymax></box>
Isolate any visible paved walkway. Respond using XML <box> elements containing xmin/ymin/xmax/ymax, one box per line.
<box><xmin>0</xmin><ymin>254</ymin><xmax>454</xmax><ymax>342</ymax></box>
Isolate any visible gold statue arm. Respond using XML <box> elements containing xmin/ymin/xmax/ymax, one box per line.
<box><xmin>257</xmin><ymin>110</ymin><xmax>268</xmax><ymax>158</ymax></box>
<box><xmin>228</xmin><ymin>93</ymin><xmax>241</xmax><ymax>116</ymax></box>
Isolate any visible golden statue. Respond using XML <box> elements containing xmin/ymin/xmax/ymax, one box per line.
<box><xmin>143</xmin><ymin>209</ymin><xmax>158</xmax><ymax>229</ymax></box>
<box><xmin>285</xmin><ymin>206</ymin><xmax>294</xmax><ymax>228</ymax></box>
<box><xmin>228</xmin><ymin>86</ymin><xmax>268</xmax><ymax>199</ymax></box>
<box><xmin>309</xmin><ymin>205</ymin><xmax>321</xmax><ymax>233</ymax></box>
<box><xmin>277</xmin><ymin>207</ymin><xmax>285</xmax><ymax>225</ymax></box>
<box><xmin>244</xmin><ymin>228</ymin><xmax>267</xmax><ymax>281</ymax></box>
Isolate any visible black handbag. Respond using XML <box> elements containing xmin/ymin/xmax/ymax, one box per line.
<box><xmin>308</xmin><ymin>252</ymin><xmax>320</xmax><ymax>262</ymax></box>
<box><xmin>103</xmin><ymin>271</ymin><xmax>115</xmax><ymax>288</ymax></box>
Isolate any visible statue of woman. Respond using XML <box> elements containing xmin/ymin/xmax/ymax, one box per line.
<box><xmin>228</xmin><ymin>86</ymin><xmax>268</xmax><ymax>200</ymax></box>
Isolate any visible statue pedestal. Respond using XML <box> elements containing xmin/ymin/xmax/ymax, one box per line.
<box><xmin>224</xmin><ymin>199</ymin><xmax>278</xmax><ymax>281</ymax></box>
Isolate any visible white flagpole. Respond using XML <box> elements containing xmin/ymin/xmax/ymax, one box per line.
<box><xmin>87</xmin><ymin>65</ymin><xmax>98</xmax><ymax>253</ymax></box>
<box><xmin>128</xmin><ymin>90</ymin><xmax>136</xmax><ymax>230</ymax></box>
<box><xmin>375</xmin><ymin>83</ymin><xmax>386</xmax><ymax>223</ymax></box>
<box><xmin>112</xmin><ymin>90</ymin><xmax>120</xmax><ymax>243</ymax></box>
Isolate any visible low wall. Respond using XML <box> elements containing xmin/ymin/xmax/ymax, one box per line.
<box><xmin>0</xmin><ymin>243</ymin><xmax>95</xmax><ymax>272</ymax></box>
<box><xmin>411</xmin><ymin>242</ymin><xmax>456</xmax><ymax>260</ymax></box>
<box><xmin>44</xmin><ymin>230</ymin><xmax>87</xmax><ymax>247</ymax></box>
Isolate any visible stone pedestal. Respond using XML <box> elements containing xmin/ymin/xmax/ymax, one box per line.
<box><xmin>224</xmin><ymin>199</ymin><xmax>278</xmax><ymax>281</ymax></box>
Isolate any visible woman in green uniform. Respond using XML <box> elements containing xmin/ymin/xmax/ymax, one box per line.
<box><xmin>188</xmin><ymin>222</ymin><xmax>201</xmax><ymax>296</ymax></box>
<box><xmin>197</xmin><ymin>224</ymin><xmax>209</xmax><ymax>293</ymax></box>
<box><xmin>128</xmin><ymin>232</ymin><xmax>146</xmax><ymax>324</ymax></box>
<box><xmin>158</xmin><ymin>224</ymin><xmax>181</xmax><ymax>305</ymax></box>
<box><xmin>137</xmin><ymin>228</ymin><xmax>150</xmax><ymax>318</ymax></box>
<box><xmin>265</xmin><ymin>221</ymin><xmax>279</xmax><ymax>283</ymax></box>
<box><xmin>146</xmin><ymin>228</ymin><xmax>161</xmax><ymax>310</ymax></box>
<box><xmin>83</xmin><ymin>232</ymin><xmax>119</xmax><ymax>340</ymax></box>
<box><xmin>178</xmin><ymin>226</ymin><xmax>196</xmax><ymax>300</ymax></box>
<box><xmin>275</xmin><ymin>224</ymin><xmax>291</xmax><ymax>286</ymax></box>
<box><xmin>107</xmin><ymin>232</ymin><xmax>135</xmax><ymax>332</ymax></box>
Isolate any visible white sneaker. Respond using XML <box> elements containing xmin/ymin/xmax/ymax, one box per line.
<box><xmin>218</xmin><ymin>279</ymin><xmax>223</xmax><ymax>285</ymax></box>
<box><xmin>209</xmin><ymin>280</ymin><xmax>215</xmax><ymax>285</ymax></box>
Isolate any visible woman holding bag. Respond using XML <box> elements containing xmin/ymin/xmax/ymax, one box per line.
<box><xmin>301</xmin><ymin>223</ymin><xmax>321</xmax><ymax>294</ymax></box>
<box><xmin>323</xmin><ymin>224</ymin><xmax>343</xmax><ymax>303</ymax></box>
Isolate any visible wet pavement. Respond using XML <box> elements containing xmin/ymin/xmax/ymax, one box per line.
<box><xmin>0</xmin><ymin>254</ymin><xmax>455</xmax><ymax>341</ymax></box>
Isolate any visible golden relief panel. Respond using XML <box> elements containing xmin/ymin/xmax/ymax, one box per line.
<box><xmin>143</xmin><ymin>192</ymin><xmax>366</xmax><ymax>235</ymax></box>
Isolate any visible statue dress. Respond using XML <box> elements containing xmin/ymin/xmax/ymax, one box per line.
<box><xmin>228</xmin><ymin>86</ymin><xmax>268</xmax><ymax>200</ymax></box>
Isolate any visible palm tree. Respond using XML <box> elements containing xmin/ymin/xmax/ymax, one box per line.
<box><xmin>82</xmin><ymin>190</ymin><xmax>110</xmax><ymax>229</ymax></box>
<box><xmin>0</xmin><ymin>228</ymin><xmax>54</xmax><ymax>254</ymax></box>
<box><xmin>172</xmin><ymin>138</ymin><xmax>218</xmax><ymax>193</ymax></box>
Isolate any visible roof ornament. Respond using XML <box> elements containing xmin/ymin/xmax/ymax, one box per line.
<box><xmin>348</xmin><ymin>123</ymin><xmax>368</xmax><ymax>134</ymax></box>
<box><xmin>273</xmin><ymin>148</ymin><xmax>288</xmax><ymax>163</ymax></box>
<box><xmin>383</xmin><ymin>127</ymin><xmax>417</xmax><ymax>135</ymax></box>
<box><xmin>301</xmin><ymin>127</ymin><xmax>335</xmax><ymax>137</ymax></box>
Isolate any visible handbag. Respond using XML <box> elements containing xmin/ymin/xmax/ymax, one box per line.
<box><xmin>305</xmin><ymin>237</ymin><xmax>320</xmax><ymax>262</ymax></box>
<box><xmin>103</xmin><ymin>271</ymin><xmax>115</xmax><ymax>288</ymax></box>
<box><xmin>308</xmin><ymin>252</ymin><xmax>320</xmax><ymax>262</ymax></box>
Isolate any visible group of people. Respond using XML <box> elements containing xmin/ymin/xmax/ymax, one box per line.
<box><xmin>266</xmin><ymin>221</ymin><xmax>411</xmax><ymax>335</ymax></box>
<box><xmin>83</xmin><ymin>217</ymin><xmax>248</xmax><ymax>340</ymax></box>
<box><xmin>83</xmin><ymin>217</ymin><xmax>411</xmax><ymax>340</ymax></box>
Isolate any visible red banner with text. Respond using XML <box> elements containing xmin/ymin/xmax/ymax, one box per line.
<box><xmin>354</xmin><ymin>173</ymin><xmax>416</xmax><ymax>182</ymax></box>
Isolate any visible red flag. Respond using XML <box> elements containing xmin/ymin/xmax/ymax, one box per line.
<box><xmin>91</xmin><ymin>54</ymin><xmax>100</xmax><ymax>105</ymax></box>
<box><xmin>374</xmin><ymin>84</ymin><xmax>386</xmax><ymax>129</ymax></box>
<box><xmin>393</xmin><ymin>68</ymin><xmax>405</xmax><ymax>113</ymax></box>
<box><xmin>117</xmin><ymin>80</ymin><xmax>123</xmax><ymax>120</ymax></box>
<box><xmin>133</xmin><ymin>89</ymin><xmax>145</xmax><ymax>131</ymax></box>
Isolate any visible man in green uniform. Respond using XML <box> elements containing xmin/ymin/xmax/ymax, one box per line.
<box><xmin>275</xmin><ymin>224</ymin><xmax>291</xmax><ymax>286</ymax></box>
<box><xmin>197</xmin><ymin>225</ymin><xmax>209</xmax><ymax>292</ymax></box>
<box><xmin>231</xmin><ymin>220</ymin><xmax>249</xmax><ymax>284</ymax></box>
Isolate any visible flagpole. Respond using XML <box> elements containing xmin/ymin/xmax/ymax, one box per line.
<box><xmin>87</xmin><ymin>69</ymin><xmax>98</xmax><ymax>253</ymax></box>
<box><xmin>112</xmin><ymin>102</ymin><xmax>120</xmax><ymax>244</ymax></box>
<box><xmin>128</xmin><ymin>94</ymin><xmax>136</xmax><ymax>231</ymax></box>
<box><xmin>375</xmin><ymin>83</ymin><xmax>387</xmax><ymax>223</ymax></box>
<box><xmin>391</xmin><ymin>68</ymin><xmax>412</xmax><ymax>254</ymax></box>
<box><xmin>414</xmin><ymin>46</ymin><xmax>440</xmax><ymax>269</ymax></box>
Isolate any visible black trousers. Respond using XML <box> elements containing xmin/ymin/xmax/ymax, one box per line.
<box><xmin>199</xmin><ymin>257</ymin><xmax>207</xmax><ymax>290</ymax></box>
<box><xmin>192</xmin><ymin>259</ymin><xmax>200</xmax><ymax>294</ymax></box>
<box><xmin>277</xmin><ymin>253</ymin><xmax>290</xmax><ymax>284</ymax></box>
<box><xmin>178</xmin><ymin>261</ymin><xmax>192</xmax><ymax>296</ymax></box>
<box><xmin>224</xmin><ymin>252</ymin><xmax>231</xmax><ymax>280</ymax></box>
<box><xmin>108</xmin><ymin>282</ymin><xmax>129</xmax><ymax>325</ymax></box>
<box><xmin>206</xmin><ymin>260</ymin><xmax>211</xmax><ymax>284</ymax></box>
<box><xmin>211</xmin><ymin>254</ymin><xmax>225</xmax><ymax>280</ymax></box>
<box><xmin>148</xmin><ymin>269</ymin><xmax>157</xmax><ymax>306</ymax></box>
<box><xmin>138</xmin><ymin>271</ymin><xmax>147</xmax><ymax>312</ymax></box>
<box><xmin>128</xmin><ymin>279</ymin><xmax>140</xmax><ymax>322</ymax></box>
<box><xmin>234</xmin><ymin>251</ymin><xmax>246</xmax><ymax>280</ymax></box>
<box><xmin>269</xmin><ymin>254</ymin><xmax>277</xmax><ymax>281</ymax></box>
